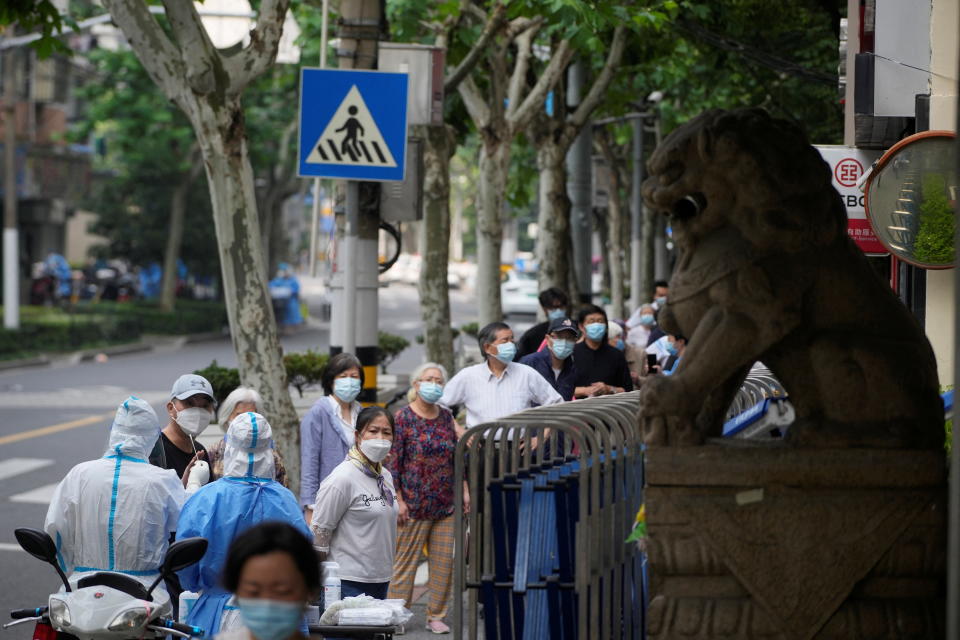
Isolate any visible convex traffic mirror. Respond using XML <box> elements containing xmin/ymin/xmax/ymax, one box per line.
<box><xmin>865</xmin><ymin>130</ymin><xmax>957</xmax><ymax>269</ymax></box>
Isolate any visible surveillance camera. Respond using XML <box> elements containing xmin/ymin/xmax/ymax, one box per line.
<box><xmin>646</xmin><ymin>90</ymin><xmax>664</xmax><ymax>104</ymax></box>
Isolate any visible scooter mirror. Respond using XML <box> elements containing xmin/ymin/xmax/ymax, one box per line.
<box><xmin>14</xmin><ymin>528</ymin><xmax>71</xmax><ymax>592</ymax></box>
<box><xmin>147</xmin><ymin>537</ymin><xmax>208</xmax><ymax>597</ymax></box>
<box><xmin>14</xmin><ymin>528</ymin><xmax>57</xmax><ymax>563</ymax></box>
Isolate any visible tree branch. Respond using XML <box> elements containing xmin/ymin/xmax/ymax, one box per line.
<box><xmin>224</xmin><ymin>0</ymin><xmax>291</xmax><ymax>91</ymax></box>
<box><xmin>444</xmin><ymin>1</ymin><xmax>506</xmax><ymax>95</ymax></box>
<box><xmin>563</xmin><ymin>25</ymin><xmax>627</xmax><ymax>146</ymax></box>
<box><xmin>457</xmin><ymin>73</ymin><xmax>490</xmax><ymax>127</ymax></box>
<box><xmin>160</xmin><ymin>0</ymin><xmax>220</xmax><ymax>95</ymax></box>
<box><xmin>505</xmin><ymin>22</ymin><xmax>538</xmax><ymax>120</ymax></box>
<box><xmin>100</xmin><ymin>0</ymin><xmax>183</xmax><ymax>104</ymax></box>
<box><xmin>508</xmin><ymin>38</ymin><xmax>573</xmax><ymax>132</ymax></box>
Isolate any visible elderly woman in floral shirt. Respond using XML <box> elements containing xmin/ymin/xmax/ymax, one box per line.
<box><xmin>386</xmin><ymin>362</ymin><xmax>468</xmax><ymax>635</ymax></box>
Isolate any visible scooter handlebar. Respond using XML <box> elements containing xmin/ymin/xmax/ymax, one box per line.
<box><xmin>157</xmin><ymin>619</ymin><xmax>204</xmax><ymax>637</ymax></box>
<box><xmin>9</xmin><ymin>608</ymin><xmax>47</xmax><ymax>620</ymax></box>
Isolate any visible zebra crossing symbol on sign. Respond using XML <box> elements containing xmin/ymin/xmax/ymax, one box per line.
<box><xmin>298</xmin><ymin>68</ymin><xmax>408</xmax><ymax>181</ymax></box>
<box><xmin>306</xmin><ymin>86</ymin><xmax>397</xmax><ymax>168</ymax></box>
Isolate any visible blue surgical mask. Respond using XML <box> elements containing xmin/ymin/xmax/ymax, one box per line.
<box><xmin>585</xmin><ymin>323</ymin><xmax>607</xmax><ymax>341</ymax></box>
<box><xmin>494</xmin><ymin>342</ymin><xmax>516</xmax><ymax>363</ymax></box>
<box><xmin>666</xmin><ymin>341</ymin><xmax>679</xmax><ymax>356</ymax></box>
<box><xmin>418</xmin><ymin>381</ymin><xmax>443</xmax><ymax>404</ymax></box>
<box><xmin>550</xmin><ymin>338</ymin><xmax>574</xmax><ymax>360</ymax></box>
<box><xmin>237</xmin><ymin>598</ymin><xmax>304</xmax><ymax>640</ymax></box>
<box><xmin>615</xmin><ymin>339</ymin><xmax>625</xmax><ymax>351</ymax></box>
<box><xmin>333</xmin><ymin>377</ymin><xmax>361</xmax><ymax>403</ymax></box>
<box><xmin>547</xmin><ymin>308</ymin><xmax>566</xmax><ymax>321</ymax></box>
<box><xmin>655</xmin><ymin>296</ymin><xmax>667</xmax><ymax>307</ymax></box>
<box><xmin>639</xmin><ymin>314</ymin><xmax>655</xmax><ymax>326</ymax></box>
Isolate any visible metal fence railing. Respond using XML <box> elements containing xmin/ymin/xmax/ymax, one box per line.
<box><xmin>453</xmin><ymin>391</ymin><xmax>645</xmax><ymax>640</ymax></box>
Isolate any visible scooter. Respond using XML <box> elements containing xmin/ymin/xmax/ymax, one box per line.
<box><xmin>4</xmin><ymin>528</ymin><xmax>208</xmax><ymax>640</ymax></box>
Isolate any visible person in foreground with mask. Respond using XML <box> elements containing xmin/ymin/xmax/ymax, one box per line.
<box><xmin>439</xmin><ymin>321</ymin><xmax>563</xmax><ymax>428</ymax></box>
<box><xmin>518</xmin><ymin>316</ymin><xmax>580</xmax><ymax>401</ymax></box>
<box><xmin>573</xmin><ymin>305</ymin><xmax>633</xmax><ymax>398</ymax></box>
<box><xmin>311</xmin><ymin>407</ymin><xmax>399</xmax><ymax>600</ymax></box>
<box><xmin>45</xmin><ymin>396</ymin><xmax>185</xmax><ymax>590</ymax></box>
<box><xmin>385</xmin><ymin>363</ymin><xmax>466</xmax><ymax>634</ymax></box>
<box><xmin>150</xmin><ymin>373</ymin><xmax>216</xmax><ymax>487</ymax></box>
<box><xmin>176</xmin><ymin>412</ymin><xmax>310</xmax><ymax>637</ymax></box>
<box><xmin>299</xmin><ymin>352</ymin><xmax>364</xmax><ymax>522</ymax></box>
<box><xmin>215</xmin><ymin>521</ymin><xmax>319</xmax><ymax>640</ymax></box>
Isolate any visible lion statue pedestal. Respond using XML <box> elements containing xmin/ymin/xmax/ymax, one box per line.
<box><xmin>638</xmin><ymin>109</ymin><xmax>946</xmax><ymax>638</ymax></box>
<box><xmin>644</xmin><ymin>446</ymin><xmax>945</xmax><ymax>640</ymax></box>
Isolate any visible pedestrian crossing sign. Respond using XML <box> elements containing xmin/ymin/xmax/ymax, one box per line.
<box><xmin>298</xmin><ymin>68</ymin><xmax>409</xmax><ymax>181</ymax></box>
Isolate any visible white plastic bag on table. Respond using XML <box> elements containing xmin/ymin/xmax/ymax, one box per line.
<box><xmin>380</xmin><ymin>600</ymin><xmax>414</xmax><ymax>626</ymax></box>
<box><xmin>336</xmin><ymin>607</ymin><xmax>394</xmax><ymax>626</ymax></box>
<box><xmin>319</xmin><ymin>595</ymin><xmax>375</xmax><ymax>625</ymax></box>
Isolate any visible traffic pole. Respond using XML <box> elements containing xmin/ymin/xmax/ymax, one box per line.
<box><xmin>628</xmin><ymin>114</ymin><xmax>644</xmax><ymax>313</ymax></box>
<box><xmin>307</xmin><ymin>0</ymin><xmax>330</xmax><ymax>278</ymax></box>
<box><xmin>3</xmin><ymin>45</ymin><xmax>19</xmax><ymax>330</ymax></box>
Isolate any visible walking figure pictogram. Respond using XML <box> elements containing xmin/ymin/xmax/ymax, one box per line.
<box><xmin>336</xmin><ymin>105</ymin><xmax>365</xmax><ymax>161</ymax></box>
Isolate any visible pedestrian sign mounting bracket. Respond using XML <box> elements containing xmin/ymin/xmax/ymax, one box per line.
<box><xmin>298</xmin><ymin>68</ymin><xmax>409</xmax><ymax>182</ymax></box>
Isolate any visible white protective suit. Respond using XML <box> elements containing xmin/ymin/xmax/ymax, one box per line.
<box><xmin>44</xmin><ymin>396</ymin><xmax>186</xmax><ymax>587</ymax></box>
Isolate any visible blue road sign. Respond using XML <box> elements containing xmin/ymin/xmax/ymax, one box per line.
<box><xmin>298</xmin><ymin>68</ymin><xmax>409</xmax><ymax>182</ymax></box>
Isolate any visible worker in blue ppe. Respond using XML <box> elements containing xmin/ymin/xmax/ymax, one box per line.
<box><xmin>44</xmin><ymin>397</ymin><xmax>186</xmax><ymax>589</ymax></box>
<box><xmin>268</xmin><ymin>262</ymin><xmax>303</xmax><ymax>330</ymax></box>
<box><xmin>175</xmin><ymin>412</ymin><xmax>311</xmax><ymax>636</ymax></box>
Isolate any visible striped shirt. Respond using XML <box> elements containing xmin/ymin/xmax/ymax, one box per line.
<box><xmin>439</xmin><ymin>360</ymin><xmax>564</xmax><ymax>429</ymax></box>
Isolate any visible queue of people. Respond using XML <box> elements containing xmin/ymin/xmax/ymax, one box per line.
<box><xmin>38</xmin><ymin>283</ymin><xmax>681</xmax><ymax>639</ymax></box>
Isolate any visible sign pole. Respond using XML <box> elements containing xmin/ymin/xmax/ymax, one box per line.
<box><xmin>342</xmin><ymin>180</ymin><xmax>359</xmax><ymax>354</ymax></box>
<box><xmin>307</xmin><ymin>0</ymin><xmax>330</xmax><ymax>278</ymax></box>
<box><xmin>629</xmin><ymin>114</ymin><xmax>644</xmax><ymax>312</ymax></box>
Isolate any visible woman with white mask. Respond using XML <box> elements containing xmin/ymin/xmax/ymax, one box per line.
<box><xmin>150</xmin><ymin>373</ymin><xmax>216</xmax><ymax>487</ymax></box>
<box><xmin>299</xmin><ymin>353</ymin><xmax>364</xmax><ymax>522</ymax></box>
<box><xmin>311</xmin><ymin>407</ymin><xmax>398</xmax><ymax>601</ymax></box>
<box><xmin>386</xmin><ymin>363</ymin><xmax>466</xmax><ymax>634</ymax></box>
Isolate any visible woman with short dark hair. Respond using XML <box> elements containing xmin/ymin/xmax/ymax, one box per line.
<box><xmin>216</xmin><ymin>522</ymin><xmax>319</xmax><ymax>640</ymax></box>
<box><xmin>299</xmin><ymin>352</ymin><xmax>364</xmax><ymax>522</ymax></box>
<box><xmin>310</xmin><ymin>407</ymin><xmax>398</xmax><ymax>601</ymax></box>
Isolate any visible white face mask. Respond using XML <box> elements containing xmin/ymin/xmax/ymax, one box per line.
<box><xmin>173</xmin><ymin>405</ymin><xmax>213</xmax><ymax>437</ymax></box>
<box><xmin>359</xmin><ymin>437</ymin><xmax>392</xmax><ymax>463</ymax></box>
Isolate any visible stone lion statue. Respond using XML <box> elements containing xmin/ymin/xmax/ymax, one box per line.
<box><xmin>639</xmin><ymin>108</ymin><xmax>943</xmax><ymax>448</ymax></box>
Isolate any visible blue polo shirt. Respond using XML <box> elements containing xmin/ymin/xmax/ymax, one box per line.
<box><xmin>519</xmin><ymin>348</ymin><xmax>578</xmax><ymax>401</ymax></box>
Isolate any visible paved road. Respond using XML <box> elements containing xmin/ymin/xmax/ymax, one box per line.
<box><xmin>0</xmin><ymin>280</ymin><xmax>531</xmax><ymax>637</ymax></box>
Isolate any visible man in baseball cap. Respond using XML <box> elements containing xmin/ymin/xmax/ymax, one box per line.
<box><xmin>149</xmin><ymin>373</ymin><xmax>217</xmax><ymax>486</ymax></box>
<box><xmin>518</xmin><ymin>316</ymin><xmax>581</xmax><ymax>401</ymax></box>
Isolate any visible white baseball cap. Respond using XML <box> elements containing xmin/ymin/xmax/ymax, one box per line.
<box><xmin>171</xmin><ymin>374</ymin><xmax>215</xmax><ymax>403</ymax></box>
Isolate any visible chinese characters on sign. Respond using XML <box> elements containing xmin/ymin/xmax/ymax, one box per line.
<box><xmin>815</xmin><ymin>146</ymin><xmax>886</xmax><ymax>254</ymax></box>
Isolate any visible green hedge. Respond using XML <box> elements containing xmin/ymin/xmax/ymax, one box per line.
<box><xmin>0</xmin><ymin>301</ymin><xmax>227</xmax><ymax>360</ymax></box>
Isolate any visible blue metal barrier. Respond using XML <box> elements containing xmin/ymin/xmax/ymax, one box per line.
<box><xmin>454</xmin><ymin>392</ymin><xmax>644</xmax><ymax>640</ymax></box>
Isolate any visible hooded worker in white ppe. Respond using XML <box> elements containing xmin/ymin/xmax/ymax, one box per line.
<box><xmin>44</xmin><ymin>396</ymin><xmax>186</xmax><ymax>588</ymax></box>
<box><xmin>175</xmin><ymin>412</ymin><xmax>310</xmax><ymax>636</ymax></box>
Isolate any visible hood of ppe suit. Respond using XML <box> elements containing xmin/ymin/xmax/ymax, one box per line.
<box><xmin>223</xmin><ymin>412</ymin><xmax>275</xmax><ymax>479</ymax></box>
<box><xmin>106</xmin><ymin>396</ymin><xmax>161</xmax><ymax>459</ymax></box>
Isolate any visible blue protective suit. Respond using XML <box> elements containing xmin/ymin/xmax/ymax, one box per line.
<box><xmin>268</xmin><ymin>266</ymin><xmax>303</xmax><ymax>326</ymax></box>
<box><xmin>175</xmin><ymin>413</ymin><xmax>311</xmax><ymax>636</ymax></box>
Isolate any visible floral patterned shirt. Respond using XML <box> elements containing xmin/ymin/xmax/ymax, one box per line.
<box><xmin>386</xmin><ymin>405</ymin><xmax>457</xmax><ymax>521</ymax></box>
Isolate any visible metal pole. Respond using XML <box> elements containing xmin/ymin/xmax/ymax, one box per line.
<box><xmin>3</xmin><ymin>47</ymin><xmax>19</xmax><ymax>330</ymax></box>
<box><xmin>566</xmin><ymin>60</ymin><xmax>593</xmax><ymax>303</ymax></box>
<box><xmin>307</xmin><ymin>0</ymin><xmax>330</xmax><ymax>278</ymax></box>
<box><xmin>342</xmin><ymin>180</ymin><xmax>358</xmax><ymax>354</ymax></box>
<box><xmin>628</xmin><ymin>115</ymin><xmax>644</xmax><ymax>313</ymax></box>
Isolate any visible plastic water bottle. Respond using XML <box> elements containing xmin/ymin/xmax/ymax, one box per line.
<box><xmin>178</xmin><ymin>591</ymin><xmax>200</xmax><ymax>621</ymax></box>
<box><xmin>321</xmin><ymin>561</ymin><xmax>341</xmax><ymax>611</ymax></box>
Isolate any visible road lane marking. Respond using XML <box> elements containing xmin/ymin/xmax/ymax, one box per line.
<box><xmin>0</xmin><ymin>543</ymin><xmax>23</xmax><ymax>552</ymax></box>
<box><xmin>10</xmin><ymin>483</ymin><xmax>60</xmax><ymax>504</ymax></box>
<box><xmin>0</xmin><ymin>458</ymin><xmax>53</xmax><ymax>481</ymax></box>
<box><xmin>0</xmin><ymin>412</ymin><xmax>113</xmax><ymax>446</ymax></box>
